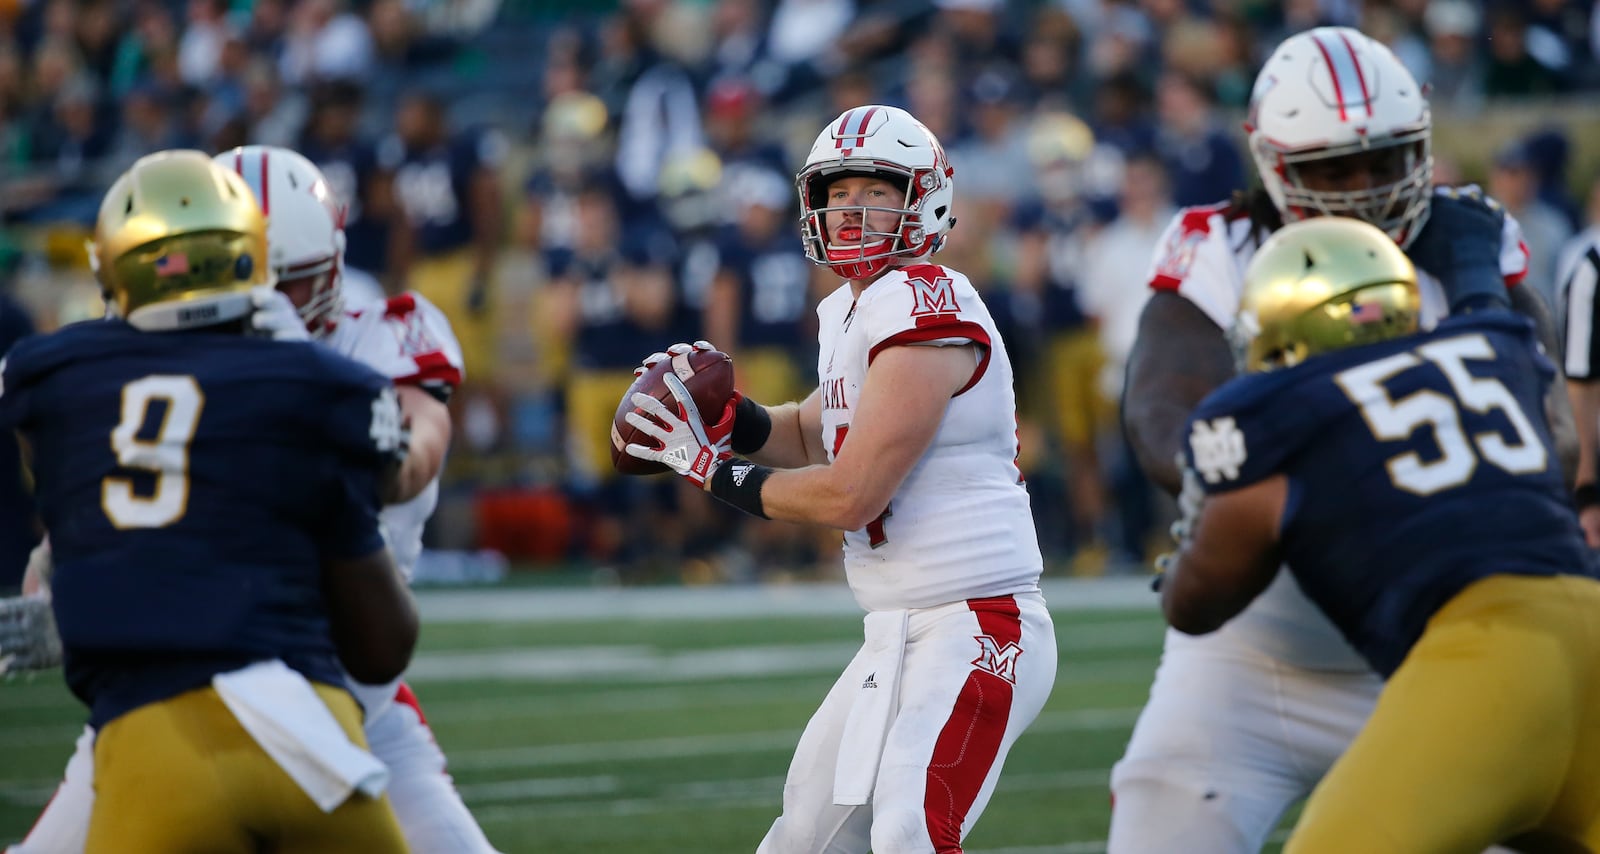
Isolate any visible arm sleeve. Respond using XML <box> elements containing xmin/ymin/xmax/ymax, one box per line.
<box><xmin>1500</xmin><ymin>208</ymin><xmax>1531</xmax><ymax>286</ymax></box>
<box><xmin>316</xmin><ymin>351</ymin><xmax>410</xmax><ymax>465</ymax></box>
<box><xmin>1184</xmin><ymin>373</ymin><xmax>1313</xmax><ymax>494</ymax></box>
<box><xmin>313</xmin><ymin>465</ymin><xmax>388</xmax><ymax>559</ymax></box>
<box><xmin>1145</xmin><ymin>207</ymin><xmax>1243</xmax><ymax>331</ymax></box>
<box><xmin>351</xmin><ymin>293</ymin><xmax>466</xmax><ymax>391</ymax></box>
<box><xmin>1564</xmin><ymin>243</ymin><xmax>1600</xmax><ymax>379</ymax></box>
<box><xmin>860</xmin><ymin>265</ymin><xmax>995</xmax><ymax>394</ymax></box>
<box><xmin>310</xmin><ymin>355</ymin><xmax>406</xmax><ymax>557</ymax></box>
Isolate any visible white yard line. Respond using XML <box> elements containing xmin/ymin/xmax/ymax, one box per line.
<box><xmin>0</xmin><ymin>722</ymin><xmax>79</xmax><ymax>749</ymax></box>
<box><xmin>418</xmin><ymin>682</ymin><xmax>823</xmax><ymax>721</ymax></box>
<box><xmin>448</xmin><ymin>707</ymin><xmax>1139</xmax><ymax>772</ymax></box>
<box><xmin>408</xmin><ymin>641</ymin><xmax>1160</xmax><ymax>687</ymax></box>
<box><xmin>417</xmin><ymin>578</ymin><xmax>1158</xmax><ymax>624</ymax></box>
<box><xmin>406</xmin><ymin>641</ymin><xmax>863</xmax><ymax>683</ymax></box>
<box><xmin>453</xmin><ymin>775</ymin><xmax>621</xmax><ymax>803</ymax></box>
<box><xmin>468</xmin><ymin>768</ymin><xmax>1113</xmax><ymax>824</ymax></box>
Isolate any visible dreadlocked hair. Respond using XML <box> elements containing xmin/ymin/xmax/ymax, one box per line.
<box><xmin>1226</xmin><ymin>186</ymin><xmax>1282</xmax><ymax>251</ymax></box>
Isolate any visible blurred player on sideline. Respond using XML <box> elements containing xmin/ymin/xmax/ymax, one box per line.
<box><xmin>0</xmin><ymin>150</ymin><xmax>415</xmax><ymax>853</ymax></box>
<box><xmin>4</xmin><ymin>145</ymin><xmax>500</xmax><ymax>854</ymax></box>
<box><xmin>1110</xmin><ymin>27</ymin><xmax>1571</xmax><ymax>854</ymax></box>
<box><xmin>1163</xmin><ymin>216</ymin><xmax>1600</xmax><ymax>852</ymax></box>
<box><xmin>621</xmin><ymin>105</ymin><xmax>1057</xmax><ymax>853</ymax></box>
<box><xmin>1561</xmin><ymin>179</ymin><xmax>1600</xmax><ymax>546</ymax></box>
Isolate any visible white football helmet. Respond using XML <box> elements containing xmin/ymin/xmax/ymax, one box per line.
<box><xmin>1247</xmin><ymin>27</ymin><xmax>1433</xmax><ymax>247</ymax></box>
<box><xmin>214</xmin><ymin>145</ymin><xmax>347</xmax><ymax>336</ymax></box>
<box><xmin>797</xmin><ymin>105</ymin><xmax>955</xmax><ymax>279</ymax></box>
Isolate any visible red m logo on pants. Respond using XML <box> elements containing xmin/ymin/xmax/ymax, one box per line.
<box><xmin>971</xmin><ymin>635</ymin><xmax>1022</xmax><ymax>684</ymax></box>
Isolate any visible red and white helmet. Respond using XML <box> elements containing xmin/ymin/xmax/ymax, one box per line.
<box><xmin>1247</xmin><ymin>27</ymin><xmax>1433</xmax><ymax>247</ymax></box>
<box><xmin>214</xmin><ymin>145</ymin><xmax>347</xmax><ymax>336</ymax></box>
<box><xmin>797</xmin><ymin>105</ymin><xmax>956</xmax><ymax>279</ymax></box>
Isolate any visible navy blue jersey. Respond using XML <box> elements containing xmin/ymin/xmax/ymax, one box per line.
<box><xmin>0</xmin><ymin>321</ymin><xmax>402</xmax><ymax>727</ymax></box>
<box><xmin>1186</xmin><ymin>312</ymin><xmax>1596</xmax><ymax>676</ymax></box>
<box><xmin>1010</xmin><ymin>199</ymin><xmax>1093</xmax><ymax>331</ymax></box>
<box><xmin>715</xmin><ymin>230</ymin><xmax>811</xmax><ymax>351</ymax></box>
<box><xmin>301</xmin><ymin>137</ymin><xmax>389</xmax><ymax>274</ymax></box>
<box><xmin>545</xmin><ymin>246</ymin><xmax>696</xmax><ymax>372</ymax></box>
<box><xmin>381</xmin><ymin>128</ymin><xmax>507</xmax><ymax>257</ymax></box>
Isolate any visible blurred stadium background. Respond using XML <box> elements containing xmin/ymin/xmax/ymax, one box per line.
<box><xmin>1</xmin><ymin>0</ymin><xmax>1597</xmax><ymax>849</ymax></box>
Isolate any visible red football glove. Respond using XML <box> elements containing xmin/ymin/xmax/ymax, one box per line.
<box><xmin>624</xmin><ymin>372</ymin><xmax>736</xmax><ymax>488</ymax></box>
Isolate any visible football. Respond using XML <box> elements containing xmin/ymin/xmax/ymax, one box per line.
<box><xmin>611</xmin><ymin>347</ymin><xmax>735</xmax><ymax>475</ymax></box>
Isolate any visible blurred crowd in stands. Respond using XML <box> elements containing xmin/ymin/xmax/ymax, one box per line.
<box><xmin>4</xmin><ymin>0</ymin><xmax>1600</xmax><ymax>585</ymax></box>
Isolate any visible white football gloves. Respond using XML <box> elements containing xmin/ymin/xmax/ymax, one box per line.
<box><xmin>249</xmin><ymin>286</ymin><xmax>311</xmax><ymax>341</ymax></box>
<box><xmin>624</xmin><ymin>373</ymin><xmax>735</xmax><ymax>489</ymax></box>
<box><xmin>634</xmin><ymin>340</ymin><xmax>718</xmax><ymax>378</ymax></box>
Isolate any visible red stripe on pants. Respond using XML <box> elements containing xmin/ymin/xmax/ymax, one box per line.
<box><xmin>923</xmin><ymin>596</ymin><xmax>1022</xmax><ymax>853</ymax></box>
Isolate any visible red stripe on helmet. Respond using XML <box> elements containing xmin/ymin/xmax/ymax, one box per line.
<box><xmin>854</xmin><ymin>106</ymin><xmax>878</xmax><ymax>138</ymax></box>
<box><xmin>835</xmin><ymin>106</ymin><xmax>880</xmax><ymax>157</ymax></box>
<box><xmin>835</xmin><ymin>108</ymin><xmax>856</xmax><ymax>149</ymax></box>
<box><xmin>1338</xmin><ymin>31</ymin><xmax>1374</xmax><ymax>116</ymax></box>
<box><xmin>1311</xmin><ymin>33</ymin><xmax>1348</xmax><ymax>122</ymax></box>
<box><xmin>258</xmin><ymin>148</ymin><xmax>270</xmax><ymax>215</ymax></box>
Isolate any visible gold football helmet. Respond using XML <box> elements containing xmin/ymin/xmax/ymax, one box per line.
<box><xmin>657</xmin><ymin>147</ymin><xmax>723</xmax><ymax>232</ymax></box>
<box><xmin>1025</xmin><ymin>111</ymin><xmax>1096</xmax><ymax>204</ymax></box>
<box><xmin>92</xmin><ymin>150</ymin><xmax>270</xmax><ymax>331</ymax></box>
<box><xmin>1235</xmin><ymin>216</ymin><xmax>1420</xmax><ymax>373</ymax></box>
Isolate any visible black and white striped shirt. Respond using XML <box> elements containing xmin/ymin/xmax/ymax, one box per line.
<box><xmin>1563</xmin><ymin>229</ymin><xmax>1600</xmax><ymax>379</ymax></box>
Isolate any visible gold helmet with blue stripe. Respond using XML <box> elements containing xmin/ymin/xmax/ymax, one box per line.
<box><xmin>92</xmin><ymin>150</ymin><xmax>271</xmax><ymax>331</ymax></box>
<box><xmin>1234</xmin><ymin>216</ymin><xmax>1420</xmax><ymax>373</ymax></box>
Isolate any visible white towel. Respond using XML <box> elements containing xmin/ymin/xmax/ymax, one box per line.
<box><xmin>832</xmin><ymin>609</ymin><xmax>909</xmax><ymax>806</ymax></box>
<box><xmin>213</xmin><ymin>660</ymin><xmax>389</xmax><ymax>813</ymax></box>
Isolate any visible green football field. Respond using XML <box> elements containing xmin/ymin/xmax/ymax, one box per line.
<box><xmin>0</xmin><ymin>579</ymin><xmax>1291</xmax><ymax>853</ymax></box>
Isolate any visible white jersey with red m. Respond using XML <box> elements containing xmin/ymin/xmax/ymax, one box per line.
<box><xmin>1145</xmin><ymin>187</ymin><xmax>1528</xmax><ymax>672</ymax></box>
<box><xmin>327</xmin><ymin>291</ymin><xmax>464</xmax><ymax>581</ymax></box>
<box><xmin>814</xmin><ymin>263</ymin><xmax>1043</xmax><ymax>612</ymax></box>
<box><xmin>1154</xmin><ymin>186</ymin><xmax>1530</xmax><ymax>335</ymax></box>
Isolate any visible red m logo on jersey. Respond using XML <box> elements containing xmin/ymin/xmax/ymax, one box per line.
<box><xmin>972</xmin><ymin>635</ymin><xmax>1023</xmax><ymax>684</ymax></box>
<box><xmin>906</xmin><ymin>274</ymin><xmax>961</xmax><ymax>317</ymax></box>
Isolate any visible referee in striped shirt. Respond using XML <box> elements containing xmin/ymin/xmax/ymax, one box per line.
<box><xmin>1563</xmin><ymin>180</ymin><xmax>1600</xmax><ymax>547</ymax></box>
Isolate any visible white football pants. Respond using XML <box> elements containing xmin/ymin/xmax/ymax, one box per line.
<box><xmin>757</xmin><ymin>592</ymin><xmax>1056</xmax><ymax>854</ymax></box>
<box><xmin>1107</xmin><ymin>625</ymin><xmax>1381</xmax><ymax>854</ymax></box>
<box><xmin>1108</xmin><ymin>625</ymin><xmax>1521</xmax><ymax>854</ymax></box>
<box><xmin>7</xmin><ymin>682</ymin><xmax>499</xmax><ymax>854</ymax></box>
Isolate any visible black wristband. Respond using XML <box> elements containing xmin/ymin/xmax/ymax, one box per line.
<box><xmin>730</xmin><ymin>394</ymin><xmax>772</xmax><ymax>455</ymax></box>
<box><xmin>1576</xmin><ymin>484</ymin><xmax>1600</xmax><ymax>510</ymax></box>
<box><xmin>709</xmin><ymin>460</ymin><xmax>772</xmax><ymax>519</ymax></box>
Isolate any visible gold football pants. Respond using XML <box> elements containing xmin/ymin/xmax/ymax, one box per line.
<box><xmin>1288</xmin><ymin>573</ymin><xmax>1600</xmax><ymax>854</ymax></box>
<box><xmin>87</xmin><ymin>683</ymin><xmax>409</xmax><ymax>853</ymax></box>
<box><xmin>410</xmin><ymin>249</ymin><xmax>494</xmax><ymax>386</ymax></box>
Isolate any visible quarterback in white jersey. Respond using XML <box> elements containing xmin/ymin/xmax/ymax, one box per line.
<box><xmin>623</xmin><ymin>105</ymin><xmax>1056</xmax><ymax>853</ymax></box>
<box><xmin>813</xmin><ymin>263</ymin><xmax>1043</xmax><ymax>612</ymax></box>
<box><xmin>6</xmin><ymin>147</ymin><xmax>500</xmax><ymax>854</ymax></box>
<box><xmin>1109</xmin><ymin>28</ymin><xmax>1572</xmax><ymax>854</ymax></box>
